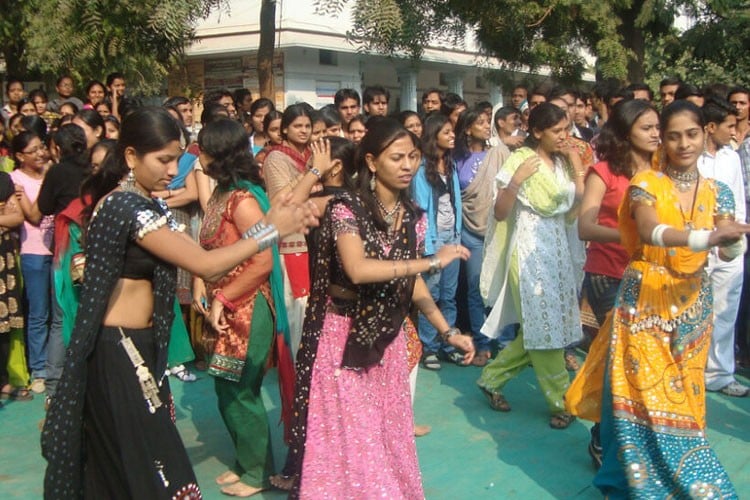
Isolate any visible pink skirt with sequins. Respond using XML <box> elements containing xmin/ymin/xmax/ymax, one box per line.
<box><xmin>299</xmin><ymin>311</ymin><xmax>424</xmax><ymax>499</ymax></box>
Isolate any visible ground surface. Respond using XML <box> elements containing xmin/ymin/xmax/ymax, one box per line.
<box><xmin>2</xmin><ymin>356</ymin><xmax>749</xmax><ymax>499</ymax></box>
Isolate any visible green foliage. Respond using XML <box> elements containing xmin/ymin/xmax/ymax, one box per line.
<box><xmin>17</xmin><ymin>0</ymin><xmax>224</xmax><ymax>94</ymax></box>
<box><xmin>644</xmin><ymin>1</ymin><xmax>750</xmax><ymax>88</ymax></box>
<box><xmin>314</xmin><ymin>0</ymin><xmax>464</xmax><ymax>63</ymax></box>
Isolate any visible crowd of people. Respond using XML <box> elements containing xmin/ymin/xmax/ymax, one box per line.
<box><xmin>1</xmin><ymin>71</ymin><xmax>749</xmax><ymax>498</ymax></box>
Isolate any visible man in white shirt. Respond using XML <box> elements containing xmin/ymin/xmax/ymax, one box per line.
<box><xmin>698</xmin><ymin>98</ymin><xmax>749</xmax><ymax>397</ymax></box>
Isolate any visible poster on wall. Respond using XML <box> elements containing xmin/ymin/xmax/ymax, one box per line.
<box><xmin>315</xmin><ymin>81</ymin><xmax>339</xmax><ymax>108</ymax></box>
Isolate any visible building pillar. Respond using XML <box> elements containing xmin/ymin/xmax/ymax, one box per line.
<box><xmin>398</xmin><ymin>67</ymin><xmax>418</xmax><ymax>112</ymax></box>
<box><xmin>489</xmin><ymin>84</ymin><xmax>503</xmax><ymax>107</ymax></box>
<box><xmin>446</xmin><ymin>72</ymin><xmax>464</xmax><ymax>97</ymax></box>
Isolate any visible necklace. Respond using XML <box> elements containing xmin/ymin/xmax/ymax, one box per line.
<box><xmin>665</xmin><ymin>166</ymin><xmax>699</xmax><ymax>193</ymax></box>
<box><xmin>375</xmin><ymin>196</ymin><xmax>402</xmax><ymax>227</ymax></box>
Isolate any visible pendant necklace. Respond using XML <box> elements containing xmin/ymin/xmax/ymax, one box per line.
<box><xmin>665</xmin><ymin>166</ymin><xmax>698</xmax><ymax>193</ymax></box>
<box><xmin>375</xmin><ymin>196</ymin><xmax>401</xmax><ymax>230</ymax></box>
<box><xmin>666</xmin><ymin>166</ymin><xmax>699</xmax><ymax>229</ymax></box>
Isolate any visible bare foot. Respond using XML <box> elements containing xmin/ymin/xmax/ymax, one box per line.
<box><xmin>269</xmin><ymin>474</ymin><xmax>294</xmax><ymax>491</ymax></box>
<box><xmin>414</xmin><ymin>424</ymin><xmax>432</xmax><ymax>437</ymax></box>
<box><xmin>216</xmin><ymin>470</ymin><xmax>241</xmax><ymax>486</ymax></box>
<box><xmin>220</xmin><ymin>481</ymin><xmax>265</xmax><ymax>497</ymax></box>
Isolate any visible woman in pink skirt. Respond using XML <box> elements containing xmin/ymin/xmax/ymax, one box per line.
<box><xmin>278</xmin><ymin>118</ymin><xmax>474</xmax><ymax>499</ymax></box>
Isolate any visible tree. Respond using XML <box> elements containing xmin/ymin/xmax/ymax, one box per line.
<box><xmin>9</xmin><ymin>0</ymin><xmax>224</xmax><ymax>94</ymax></box>
<box><xmin>313</xmin><ymin>0</ymin><xmax>463</xmax><ymax>64</ymax></box>
<box><xmin>667</xmin><ymin>0</ymin><xmax>750</xmax><ymax>87</ymax></box>
<box><xmin>0</xmin><ymin>0</ymin><xmax>33</xmax><ymax>77</ymax></box>
<box><xmin>258</xmin><ymin>0</ymin><xmax>277</xmax><ymax>99</ymax></box>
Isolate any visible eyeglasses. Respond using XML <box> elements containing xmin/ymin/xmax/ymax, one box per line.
<box><xmin>21</xmin><ymin>145</ymin><xmax>45</xmax><ymax>155</ymax></box>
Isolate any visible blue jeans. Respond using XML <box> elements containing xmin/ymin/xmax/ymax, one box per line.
<box><xmin>45</xmin><ymin>282</ymin><xmax>64</xmax><ymax>396</ymax></box>
<box><xmin>460</xmin><ymin>228</ymin><xmax>492</xmax><ymax>351</ymax></box>
<box><xmin>21</xmin><ymin>254</ymin><xmax>53</xmax><ymax>379</ymax></box>
<box><xmin>418</xmin><ymin>230</ymin><xmax>460</xmax><ymax>354</ymax></box>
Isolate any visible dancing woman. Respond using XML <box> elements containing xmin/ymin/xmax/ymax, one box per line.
<box><xmin>279</xmin><ymin>118</ymin><xmax>474</xmax><ymax>498</ymax></box>
<box><xmin>41</xmin><ymin>108</ymin><xmax>317</xmax><ymax>499</ymax></box>
<box><xmin>567</xmin><ymin>101</ymin><xmax>748</xmax><ymax>497</ymax></box>
<box><xmin>576</xmin><ymin>98</ymin><xmax>660</xmax><ymax>468</ymax></box>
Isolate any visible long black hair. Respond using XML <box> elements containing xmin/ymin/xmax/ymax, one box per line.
<box><xmin>198</xmin><ymin>118</ymin><xmax>263</xmax><ymax>190</ymax></box>
<box><xmin>524</xmin><ymin>102</ymin><xmax>567</xmax><ymax>149</ymax></box>
<box><xmin>11</xmin><ymin>130</ymin><xmax>41</xmax><ymax>165</ymax></box>
<box><xmin>81</xmin><ymin>107</ymin><xmax>182</xmax><ymax>222</ymax></box>
<box><xmin>53</xmin><ymin>124</ymin><xmax>89</xmax><ymax>168</ymax></box>
<box><xmin>356</xmin><ymin>118</ymin><xmax>420</xmax><ymax>232</ymax></box>
<box><xmin>420</xmin><ymin>113</ymin><xmax>453</xmax><ymax>188</ymax></box>
<box><xmin>595</xmin><ymin>99</ymin><xmax>658</xmax><ymax>177</ymax></box>
<box><xmin>281</xmin><ymin>104</ymin><xmax>313</xmax><ymax>141</ymax></box>
<box><xmin>325</xmin><ymin>136</ymin><xmax>357</xmax><ymax>190</ymax></box>
<box><xmin>453</xmin><ymin>108</ymin><xmax>486</xmax><ymax>160</ymax></box>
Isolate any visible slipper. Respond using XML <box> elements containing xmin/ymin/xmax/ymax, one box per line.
<box><xmin>549</xmin><ymin>412</ymin><xmax>575</xmax><ymax>430</ymax></box>
<box><xmin>479</xmin><ymin>386</ymin><xmax>511</xmax><ymax>412</ymax></box>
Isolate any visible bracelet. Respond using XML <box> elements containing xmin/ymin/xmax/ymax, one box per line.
<box><xmin>687</xmin><ymin>229</ymin><xmax>711</xmax><ymax>252</ymax></box>
<box><xmin>309</xmin><ymin>167</ymin><xmax>323</xmax><ymax>179</ymax></box>
<box><xmin>428</xmin><ymin>256</ymin><xmax>441</xmax><ymax>275</ymax></box>
<box><xmin>506</xmin><ymin>181</ymin><xmax>520</xmax><ymax>192</ymax></box>
<box><xmin>650</xmin><ymin>224</ymin><xmax>670</xmax><ymax>247</ymax></box>
<box><xmin>720</xmin><ymin>237</ymin><xmax>747</xmax><ymax>259</ymax></box>
<box><xmin>212</xmin><ymin>289</ymin><xmax>237</xmax><ymax>312</ymax></box>
<box><xmin>242</xmin><ymin>220</ymin><xmax>270</xmax><ymax>240</ymax></box>
<box><xmin>257</xmin><ymin>228</ymin><xmax>279</xmax><ymax>252</ymax></box>
<box><xmin>440</xmin><ymin>327</ymin><xmax>461</xmax><ymax>342</ymax></box>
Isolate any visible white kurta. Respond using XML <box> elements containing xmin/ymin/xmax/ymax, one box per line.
<box><xmin>480</xmin><ymin>154</ymin><xmax>582</xmax><ymax>350</ymax></box>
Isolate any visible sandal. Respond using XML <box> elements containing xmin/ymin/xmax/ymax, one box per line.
<box><xmin>1</xmin><ymin>387</ymin><xmax>33</xmax><ymax>401</ymax></box>
<box><xmin>479</xmin><ymin>386</ymin><xmax>511</xmax><ymax>412</ymax></box>
<box><xmin>422</xmin><ymin>353</ymin><xmax>441</xmax><ymax>371</ymax></box>
<box><xmin>269</xmin><ymin>474</ymin><xmax>295</xmax><ymax>492</ymax></box>
<box><xmin>549</xmin><ymin>412</ymin><xmax>575</xmax><ymax>430</ymax></box>
<box><xmin>171</xmin><ymin>365</ymin><xmax>197</xmax><ymax>382</ymax></box>
<box><xmin>564</xmin><ymin>350</ymin><xmax>580</xmax><ymax>371</ymax></box>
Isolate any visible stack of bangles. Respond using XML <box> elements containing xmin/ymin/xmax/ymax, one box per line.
<box><xmin>650</xmin><ymin>223</ymin><xmax>746</xmax><ymax>258</ymax></box>
<box><xmin>241</xmin><ymin>220</ymin><xmax>279</xmax><ymax>252</ymax></box>
<box><xmin>505</xmin><ymin>181</ymin><xmax>520</xmax><ymax>193</ymax></box>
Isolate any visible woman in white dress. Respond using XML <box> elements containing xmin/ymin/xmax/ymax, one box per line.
<box><xmin>477</xmin><ymin>103</ymin><xmax>585</xmax><ymax>429</ymax></box>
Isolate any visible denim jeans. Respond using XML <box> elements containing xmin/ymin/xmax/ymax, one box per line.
<box><xmin>460</xmin><ymin>228</ymin><xmax>492</xmax><ymax>351</ymax></box>
<box><xmin>45</xmin><ymin>281</ymin><xmax>64</xmax><ymax>396</ymax></box>
<box><xmin>418</xmin><ymin>230</ymin><xmax>460</xmax><ymax>354</ymax></box>
<box><xmin>21</xmin><ymin>254</ymin><xmax>53</xmax><ymax>379</ymax></box>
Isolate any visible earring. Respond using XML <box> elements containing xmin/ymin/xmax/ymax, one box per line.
<box><xmin>120</xmin><ymin>168</ymin><xmax>137</xmax><ymax>192</ymax></box>
<box><xmin>369</xmin><ymin>173</ymin><xmax>376</xmax><ymax>192</ymax></box>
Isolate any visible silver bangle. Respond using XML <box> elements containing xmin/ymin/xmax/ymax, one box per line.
<box><xmin>242</xmin><ymin>220</ymin><xmax>270</xmax><ymax>240</ymax></box>
<box><xmin>309</xmin><ymin>167</ymin><xmax>322</xmax><ymax>179</ymax></box>
<box><xmin>256</xmin><ymin>228</ymin><xmax>279</xmax><ymax>252</ymax></box>
<box><xmin>428</xmin><ymin>256</ymin><xmax>441</xmax><ymax>275</ymax></box>
<box><xmin>441</xmin><ymin>327</ymin><xmax>460</xmax><ymax>342</ymax></box>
